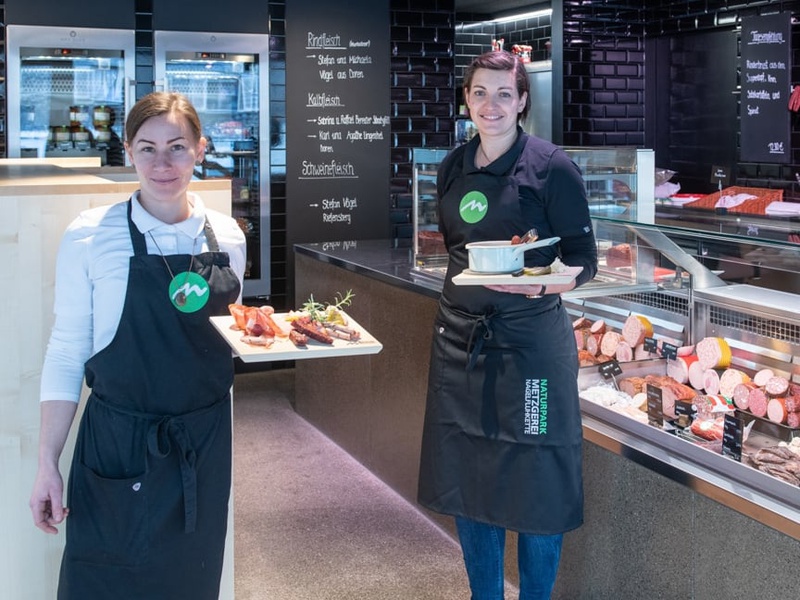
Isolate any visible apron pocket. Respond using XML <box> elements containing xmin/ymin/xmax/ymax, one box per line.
<box><xmin>67</xmin><ymin>462</ymin><xmax>149</xmax><ymax>566</ymax></box>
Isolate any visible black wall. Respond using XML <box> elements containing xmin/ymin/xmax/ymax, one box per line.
<box><xmin>6</xmin><ymin>0</ymin><xmax>136</xmax><ymax>28</ymax></box>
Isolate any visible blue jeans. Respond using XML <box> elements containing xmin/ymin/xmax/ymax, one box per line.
<box><xmin>455</xmin><ymin>516</ymin><xmax>563</xmax><ymax>600</ymax></box>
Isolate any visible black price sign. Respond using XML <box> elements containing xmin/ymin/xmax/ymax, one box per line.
<box><xmin>722</xmin><ymin>413</ymin><xmax>745</xmax><ymax>462</ymax></box>
<box><xmin>660</xmin><ymin>342</ymin><xmax>678</xmax><ymax>361</ymax></box>
<box><xmin>740</xmin><ymin>12</ymin><xmax>792</xmax><ymax>163</ymax></box>
<box><xmin>674</xmin><ymin>400</ymin><xmax>696</xmax><ymax>420</ymax></box>
<box><xmin>643</xmin><ymin>337</ymin><xmax>658</xmax><ymax>354</ymax></box>
<box><xmin>599</xmin><ymin>359</ymin><xmax>623</xmax><ymax>381</ymax></box>
<box><xmin>646</xmin><ymin>383</ymin><xmax>664</xmax><ymax>428</ymax></box>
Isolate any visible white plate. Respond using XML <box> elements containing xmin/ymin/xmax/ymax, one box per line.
<box><xmin>452</xmin><ymin>265</ymin><xmax>583</xmax><ymax>286</ymax></box>
<box><xmin>210</xmin><ymin>311</ymin><xmax>382</xmax><ymax>363</ymax></box>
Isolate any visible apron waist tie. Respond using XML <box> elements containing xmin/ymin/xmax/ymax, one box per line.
<box><xmin>92</xmin><ymin>395</ymin><xmax>227</xmax><ymax>534</ymax></box>
<box><xmin>148</xmin><ymin>417</ymin><xmax>198</xmax><ymax>533</ymax></box>
<box><xmin>466</xmin><ymin>312</ymin><xmax>495</xmax><ymax>371</ymax></box>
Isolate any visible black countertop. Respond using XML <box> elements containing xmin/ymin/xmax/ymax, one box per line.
<box><xmin>295</xmin><ymin>240</ymin><xmax>443</xmax><ymax>300</ymax></box>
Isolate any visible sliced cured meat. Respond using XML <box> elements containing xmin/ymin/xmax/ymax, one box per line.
<box><xmin>718</xmin><ymin>368</ymin><xmax>751</xmax><ymax>399</ymax></box>
<box><xmin>578</xmin><ymin>350</ymin><xmax>599</xmax><ymax>367</ymax></box>
<box><xmin>585</xmin><ymin>333</ymin><xmax>602</xmax><ymax>356</ymax></box>
<box><xmin>575</xmin><ymin>329</ymin><xmax>589</xmax><ymax>351</ymax></box>
<box><xmin>732</xmin><ymin>382</ymin><xmax>758</xmax><ymax>410</ymax></box>
<box><xmin>619</xmin><ymin>376</ymin><xmax>647</xmax><ymax>398</ymax></box>
<box><xmin>600</xmin><ymin>331</ymin><xmax>623</xmax><ymax>357</ymax></box>
<box><xmin>645</xmin><ymin>374</ymin><xmax>696</xmax><ymax>419</ymax></box>
<box><xmin>634</xmin><ymin>343</ymin><xmax>652</xmax><ymax>360</ymax></box>
<box><xmin>572</xmin><ymin>316</ymin><xmax>592</xmax><ymax>330</ymax></box>
<box><xmin>785</xmin><ymin>397</ymin><xmax>800</xmax><ymax>413</ymax></box>
<box><xmin>228</xmin><ymin>303</ymin><xmax>249</xmax><ymax>330</ymax></box>
<box><xmin>589</xmin><ymin>319</ymin><xmax>607</xmax><ymax>335</ymax></box>
<box><xmin>767</xmin><ymin>397</ymin><xmax>789</xmax><ymax>424</ymax></box>
<box><xmin>787</xmin><ymin>411</ymin><xmax>800</xmax><ymax>429</ymax></box>
<box><xmin>605</xmin><ymin>243</ymin><xmax>633</xmax><ymax>268</ymax></box>
<box><xmin>667</xmin><ymin>355</ymin><xmax>698</xmax><ymax>385</ymax></box>
<box><xmin>702</xmin><ymin>369</ymin><xmax>721</xmax><ymax>395</ymax></box>
<box><xmin>691</xmin><ymin>417</ymin><xmax>725</xmax><ymax>441</ymax></box>
<box><xmin>765</xmin><ymin>375</ymin><xmax>790</xmax><ymax>397</ymax></box>
<box><xmin>696</xmin><ymin>394</ymin><xmax>733</xmax><ymax>415</ymax></box>
<box><xmin>695</xmin><ymin>337</ymin><xmax>732</xmax><ymax>370</ymax></box>
<box><xmin>615</xmin><ymin>342</ymin><xmax>634</xmax><ymax>362</ymax></box>
<box><xmin>752</xmin><ymin>368</ymin><xmax>775</xmax><ymax>387</ymax></box>
<box><xmin>748</xmin><ymin>387</ymin><xmax>769</xmax><ymax>418</ymax></box>
<box><xmin>688</xmin><ymin>360</ymin><xmax>706</xmax><ymax>391</ymax></box>
<box><xmin>622</xmin><ymin>314</ymin><xmax>654</xmax><ymax>347</ymax></box>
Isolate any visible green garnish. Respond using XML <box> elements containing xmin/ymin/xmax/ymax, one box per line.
<box><xmin>302</xmin><ymin>289</ymin><xmax>355</xmax><ymax>323</ymax></box>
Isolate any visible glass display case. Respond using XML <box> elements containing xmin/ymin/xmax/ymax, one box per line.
<box><xmin>563</xmin><ymin>146</ymin><xmax>655</xmax><ymax>224</ymax></box>
<box><xmin>411</xmin><ymin>147</ymin><xmax>449</xmax><ymax>286</ymax></box>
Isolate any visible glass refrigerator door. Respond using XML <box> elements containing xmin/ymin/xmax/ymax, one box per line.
<box><xmin>155</xmin><ymin>31</ymin><xmax>271</xmax><ymax>299</ymax></box>
<box><xmin>6</xmin><ymin>25</ymin><xmax>135</xmax><ymax>165</ymax></box>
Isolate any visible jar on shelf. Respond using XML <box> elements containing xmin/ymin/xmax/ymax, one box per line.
<box><xmin>93</xmin><ymin>105</ymin><xmax>111</xmax><ymax>127</ymax></box>
<box><xmin>53</xmin><ymin>126</ymin><xmax>72</xmax><ymax>143</ymax></box>
<box><xmin>69</xmin><ymin>106</ymin><xmax>90</xmax><ymax>127</ymax></box>
<box><xmin>71</xmin><ymin>126</ymin><xmax>91</xmax><ymax>143</ymax></box>
<box><xmin>94</xmin><ymin>126</ymin><xmax>112</xmax><ymax>144</ymax></box>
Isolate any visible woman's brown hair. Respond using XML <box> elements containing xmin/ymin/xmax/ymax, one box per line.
<box><xmin>125</xmin><ymin>92</ymin><xmax>203</xmax><ymax>142</ymax></box>
<box><xmin>463</xmin><ymin>50</ymin><xmax>531</xmax><ymax>123</ymax></box>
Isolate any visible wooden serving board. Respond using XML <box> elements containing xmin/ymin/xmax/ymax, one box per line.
<box><xmin>210</xmin><ymin>311</ymin><xmax>382</xmax><ymax>363</ymax></box>
<box><xmin>452</xmin><ymin>265</ymin><xmax>583</xmax><ymax>286</ymax></box>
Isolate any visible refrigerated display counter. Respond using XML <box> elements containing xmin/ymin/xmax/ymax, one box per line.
<box><xmin>292</xmin><ymin>233</ymin><xmax>800</xmax><ymax>598</ymax></box>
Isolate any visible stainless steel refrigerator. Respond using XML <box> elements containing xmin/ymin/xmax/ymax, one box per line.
<box><xmin>6</xmin><ymin>25</ymin><xmax>136</xmax><ymax>165</ymax></box>
<box><xmin>522</xmin><ymin>60</ymin><xmax>553</xmax><ymax>142</ymax></box>
<box><xmin>154</xmin><ymin>30</ymin><xmax>271</xmax><ymax>298</ymax></box>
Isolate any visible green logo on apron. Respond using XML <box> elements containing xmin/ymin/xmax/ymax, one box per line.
<box><xmin>169</xmin><ymin>271</ymin><xmax>210</xmax><ymax>313</ymax></box>
<box><xmin>459</xmin><ymin>191</ymin><xmax>489</xmax><ymax>223</ymax></box>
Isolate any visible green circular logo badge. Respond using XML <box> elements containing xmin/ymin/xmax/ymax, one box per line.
<box><xmin>168</xmin><ymin>271</ymin><xmax>210</xmax><ymax>313</ymax></box>
<box><xmin>459</xmin><ymin>191</ymin><xmax>489</xmax><ymax>223</ymax></box>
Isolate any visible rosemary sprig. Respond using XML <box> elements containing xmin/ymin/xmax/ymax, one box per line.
<box><xmin>302</xmin><ymin>289</ymin><xmax>355</xmax><ymax>323</ymax></box>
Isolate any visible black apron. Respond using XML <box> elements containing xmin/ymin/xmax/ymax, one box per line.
<box><xmin>417</xmin><ymin>138</ymin><xmax>584</xmax><ymax>535</ymax></box>
<box><xmin>58</xmin><ymin>201</ymin><xmax>241</xmax><ymax>600</ymax></box>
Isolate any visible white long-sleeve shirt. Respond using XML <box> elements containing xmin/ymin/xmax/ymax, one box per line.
<box><xmin>40</xmin><ymin>192</ymin><xmax>247</xmax><ymax>402</ymax></box>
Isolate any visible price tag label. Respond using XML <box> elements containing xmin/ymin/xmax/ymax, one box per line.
<box><xmin>722</xmin><ymin>413</ymin><xmax>744</xmax><ymax>462</ymax></box>
<box><xmin>598</xmin><ymin>359</ymin><xmax>623</xmax><ymax>380</ymax></box>
<box><xmin>646</xmin><ymin>383</ymin><xmax>664</xmax><ymax>428</ymax></box>
<box><xmin>643</xmin><ymin>337</ymin><xmax>658</xmax><ymax>354</ymax></box>
<box><xmin>674</xmin><ymin>400</ymin><xmax>696</xmax><ymax>420</ymax></box>
<box><xmin>660</xmin><ymin>342</ymin><xmax>678</xmax><ymax>361</ymax></box>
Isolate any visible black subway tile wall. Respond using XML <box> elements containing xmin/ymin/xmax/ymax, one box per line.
<box><xmin>390</xmin><ymin>0</ymin><xmax>456</xmax><ymax>247</ymax></box>
<box><xmin>565</xmin><ymin>0</ymin><xmax>800</xmax><ymax>198</ymax></box>
<box><xmin>267</xmin><ymin>0</ymin><xmax>288</xmax><ymax>308</ymax></box>
<box><xmin>562</xmin><ymin>0</ymin><xmax>646</xmax><ymax>147</ymax></box>
<box><xmin>455</xmin><ymin>11</ymin><xmax>552</xmax><ymax>109</ymax></box>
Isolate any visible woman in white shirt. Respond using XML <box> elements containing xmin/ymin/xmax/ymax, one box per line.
<box><xmin>29</xmin><ymin>91</ymin><xmax>246</xmax><ymax>600</ymax></box>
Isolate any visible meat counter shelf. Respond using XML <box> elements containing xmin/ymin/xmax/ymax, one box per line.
<box><xmin>578</xmin><ymin>359</ymin><xmax>800</xmax><ymax>540</ymax></box>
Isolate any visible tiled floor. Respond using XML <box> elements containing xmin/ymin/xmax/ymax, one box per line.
<box><xmin>232</xmin><ymin>368</ymin><xmax>519</xmax><ymax>599</ymax></box>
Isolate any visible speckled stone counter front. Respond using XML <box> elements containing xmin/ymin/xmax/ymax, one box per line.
<box><xmin>293</xmin><ymin>241</ymin><xmax>800</xmax><ymax>599</ymax></box>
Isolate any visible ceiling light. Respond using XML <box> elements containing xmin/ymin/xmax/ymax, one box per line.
<box><xmin>491</xmin><ymin>8</ymin><xmax>552</xmax><ymax>24</ymax></box>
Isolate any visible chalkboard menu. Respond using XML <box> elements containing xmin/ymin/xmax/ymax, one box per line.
<box><xmin>740</xmin><ymin>12</ymin><xmax>791</xmax><ymax>163</ymax></box>
<box><xmin>285</xmin><ymin>0</ymin><xmax>391</xmax><ymax>248</ymax></box>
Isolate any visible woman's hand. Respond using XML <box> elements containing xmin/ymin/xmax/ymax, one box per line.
<box><xmin>484</xmin><ymin>283</ymin><xmax>545</xmax><ymax>296</ymax></box>
<box><xmin>30</xmin><ymin>463</ymin><xmax>69</xmax><ymax>534</ymax></box>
